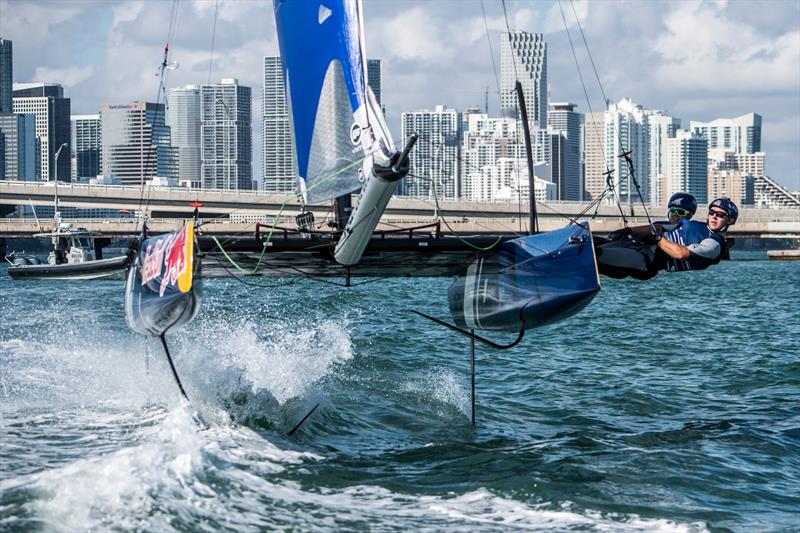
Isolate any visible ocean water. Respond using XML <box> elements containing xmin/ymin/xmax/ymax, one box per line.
<box><xmin>0</xmin><ymin>258</ymin><xmax>798</xmax><ymax>532</ymax></box>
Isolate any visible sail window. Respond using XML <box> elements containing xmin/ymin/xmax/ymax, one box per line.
<box><xmin>318</xmin><ymin>5</ymin><xmax>332</xmax><ymax>24</ymax></box>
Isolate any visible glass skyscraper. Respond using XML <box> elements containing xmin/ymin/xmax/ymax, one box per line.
<box><xmin>99</xmin><ymin>102</ymin><xmax>177</xmax><ymax>185</ymax></box>
<box><xmin>0</xmin><ymin>39</ymin><xmax>12</xmax><ymax>114</ymax></box>
<box><xmin>500</xmin><ymin>31</ymin><xmax>547</xmax><ymax>128</ymax></box>
<box><xmin>167</xmin><ymin>85</ymin><xmax>201</xmax><ymax>188</ymax></box>
<box><xmin>73</xmin><ymin>114</ymin><xmax>101</xmax><ymax>179</ymax></box>
<box><xmin>12</xmin><ymin>83</ymin><xmax>71</xmax><ymax>181</ymax></box>
<box><xmin>262</xmin><ymin>58</ymin><xmax>295</xmax><ymax>194</ymax></box>
<box><xmin>201</xmin><ymin>78</ymin><xmax>252</xmax><ymax>190</ymax></box>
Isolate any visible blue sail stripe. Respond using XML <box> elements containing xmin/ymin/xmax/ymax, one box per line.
<box><xmin>273</xmin><ymin>0</ymin><xmax>367</xmax><ymax>200</ymax></box>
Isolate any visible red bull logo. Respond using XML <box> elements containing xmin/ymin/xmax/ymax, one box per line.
<box><xmin>140</xmin><ymin>224</ymin><xmax>194</xmax><ymax>297</ymax></box>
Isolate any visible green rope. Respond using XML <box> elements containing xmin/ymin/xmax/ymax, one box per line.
<box><xmin>211</xmin><ymin>156</ymin><xmax>368</xmax><ymax>274</ymax></box>
<box><xmin>408</xmin><ymin>173</ymin><xmax>502</xmax><ymax>252</ymax></box>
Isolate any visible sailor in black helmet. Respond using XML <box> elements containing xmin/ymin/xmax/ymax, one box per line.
<box><xmin>665</xmin><ymin>192</ymin><xmax>697</xmax><ymax>224</ymax></box>
<box><xmin>653</xmin><ymin>197</ymin><xmax>738</xmax><ymax>271</ymax></box>
<box><xmin>594</xmin><ymin>192</ymin><xmax>698</xmax><ymax>279</ymax></box>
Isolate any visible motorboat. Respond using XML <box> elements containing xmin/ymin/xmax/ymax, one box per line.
<box><xmin>6</xmin><ymin>221</ymin><xmax>132</xmax><ymax>280</ymax></box>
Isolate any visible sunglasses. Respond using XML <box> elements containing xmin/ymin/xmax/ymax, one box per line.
<box><xmin>669</xmin><ymin>207</ymin><xmax>691</xmax><ymax>217</ymax></box>
<box><xmin>708</xmin><ymin>210</ymin><xmax>729</xmax><ymax>219</ymax></box>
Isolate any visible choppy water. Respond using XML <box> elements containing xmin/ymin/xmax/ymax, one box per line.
<box><xmin>1</xmin><ymin>258</ymin><xmax>798</xmax><ymax>532</ymax></box>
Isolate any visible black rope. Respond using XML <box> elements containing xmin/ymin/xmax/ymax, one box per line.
<box><xmin>135</xmin><ymin>0</ymin><xmax>181</xmax><ymax>233</ymax></box>
<box><xmin>480</xmin><ymin>0</ymin><xmax>501</xmax><ymax>99</ymax></box>
<box><xmin>207</xmin><ymin>0</ymin><xmax>219</xmax><ymax>84</ymax></box>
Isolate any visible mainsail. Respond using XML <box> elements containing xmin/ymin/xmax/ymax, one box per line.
<box><xmin>274</xmin><ymin>0</ymin><xmax>412</xmax><ymax>266</ymax></box>
<box><xmin>273</xmin><ymin>0</ymin><xmax>395</xmax><ymax>204</ymax></box>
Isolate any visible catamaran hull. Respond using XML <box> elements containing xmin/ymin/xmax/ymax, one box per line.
<box><xmin>448</xmin><ymin>223</ymin><xmax>601</xmax><ymax>331</ymax></box>
<box><xmin>124</xmin><ymin>225</ymin><xmax>201</xmax><ymax>337</ymax></box>
<box><xmin>8</xmin><ymin>255</ymin><xmax>131</xmax><ymax>281</ymax></box>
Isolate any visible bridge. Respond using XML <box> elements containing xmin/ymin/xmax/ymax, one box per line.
<box><xmin>0</xmin><ymin>180</ymin><xmax>798</xmax><ymax>238</ymax></box>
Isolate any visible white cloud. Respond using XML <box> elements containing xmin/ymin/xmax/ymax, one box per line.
<box><xmin>652</xmin><ymin>2</ymin><xmax>800</xmax><ymax>93</ymax></box>
<box><xmin>1</xmin><ymin>0</ymin><xmax>797</xmax><ymax>188</ymax></box>
<box><xmin>33</xmin><ymin>65</ymin><xmax>94</xmax><ymax>88</ymax></box>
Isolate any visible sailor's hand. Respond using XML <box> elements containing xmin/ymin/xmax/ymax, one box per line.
<box><xmin>630</xmin><ymin>223</ymin><xmax>664</xmax><ymax>245</ymax></box>
<box><xmin>608</xmin><ymin>227</ymin><xmax>632</xmax><ymax>241</ymax></box>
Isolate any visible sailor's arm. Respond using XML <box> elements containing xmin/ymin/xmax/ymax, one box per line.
<box><xmin>656</xmin><ymin>237</ymin><xmax>690</xmax><ymax>260</ymax></box>
<box><xmin>657</xmin><ymin>237</ymin><xmax>721</xmax><ymax>261</ymax></box>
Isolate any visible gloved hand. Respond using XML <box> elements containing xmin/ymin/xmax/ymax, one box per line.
<box><xmin>630</xmin><ymin>223</ymin><xmax>664</xmax><ymax>245</ymax></box>
<box><xmin>607</xmin><ymin>227</ymin><xmax>632</xmax><ymax>241</ymax></box>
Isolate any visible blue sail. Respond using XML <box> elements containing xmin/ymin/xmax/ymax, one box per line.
<box><xmin>273</xmin><ymin>0</ymin><xmax>393</xmax><ymax>204</ymax></box>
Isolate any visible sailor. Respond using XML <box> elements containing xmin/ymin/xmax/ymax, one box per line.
<box><xmin>664</xmin><ymin>192</ymin><xmax>697</xmax><ymax>224</ymax></box>
<box><xmin>653</xmin><ymin>197</ymin><xmax>738</xmax><ymax>272</ymax></box>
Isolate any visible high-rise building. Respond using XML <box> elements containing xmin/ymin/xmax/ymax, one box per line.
<box><xmin>461</xmin><ymin>113</ymin><xmax>524</xmax><ymax>200</ymax></box>
<box><xmin>459</xmin><ymin>112</ymin><xmax>555</xmax><ymax>203</ymax></box>
<box><xmin>689</xmin><ymin>113</ymin><xmax>761</xmax><ymax>154</ymax></box>
<box><xmin>12</xmin><ymin>83</ymin><xmax>71</xmax><ymax>181</ymax></box>
<box><xmin>262</xmin><ymin>57</ymin><xmax>295</xmax><ymax>194</ymax></box>
<box><xmin>73</xmin><ymin>114</ymin><xmax>101</xmax><ymax>179</ymax></box>
<box><xmin>547</xmin><ymin>102</ymin><xmax>581</xmax><ymax>201</ymax></box>
<box><xmin>201</xmin><ymin>78</ymin><xmax>252</xmax><ymax>190</ymax></box>
<box><xmin>400</xmin><ymin>105</ymin><xmax>459</xmax><ymax>199</ymax></box>
<box><xmin>604</xmin><ymin>98</ymin><xmax>649</xmax><ymax>204</ymax></box>
<box><xmin>99</xmin><ymin>102</ymin><xmax>177</xmax><ymax>185</ymax></box>
<box><xmin>167</xmin><ymin>85</ymin><xmax>201</xmax><ymax>188</ymax></box>
<box><xmin>0</xmin><ymin>113</ymin><xmax>36</xmax><ymax>180</ymax></box>
<box><xmin>500</xmin><ymin>31</ymin><xmax>547</xmax><ymax>128</ymax></box>
<box><xmin>582</xmin><ymin>111</ymin><xmax>608</xmax><ymax>201</ymax></box>
<box><xmin>729</xmin><ymin>151</ymin><xmax>765</xmax><ymax>177</ymax></box>
<box><xmin>707</xmin><ymin>153</ymin><xmax>755</xmax><ymax>207</ymax></box>
<box><xmin>666</xmin><ymin>130</ymin><xmax>708</xmax><ymax>204</ymax></box>
<box><xmin>0</xmin><ymin>39</ymin><xmax>12</xmax><ymax>114</ymax></box>
<box><xmin>646</xmin><ymin>111</ymin><xmax>680</xmax><ymax>205</ymax></box>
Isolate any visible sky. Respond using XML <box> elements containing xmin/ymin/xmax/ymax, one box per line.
<box><xmin>1</xmin><ymin>0</ymin><xmax>798</xmax><ymax>191</ymax></box>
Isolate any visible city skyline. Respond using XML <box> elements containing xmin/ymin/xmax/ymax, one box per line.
<box><xmin>0</xmin><ymin>0</ymin><xmax>797</xmax><ymax>192</ymax></box>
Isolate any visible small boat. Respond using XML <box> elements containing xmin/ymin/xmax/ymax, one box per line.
<box><xmin>6</xmin><ymin>222</ymin><xmax>131</xmax><ymax>280</ymax></box>
<box><xmin>767</xmin><ymin>249</ymin><xmax>800</xmax><ymax>261</ymax></box>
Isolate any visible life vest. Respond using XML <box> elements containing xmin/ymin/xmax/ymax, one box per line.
<box><xmin>662</xmin><ymin>220</ymin><xmax>726</xmax><ymax>272</ymax></box>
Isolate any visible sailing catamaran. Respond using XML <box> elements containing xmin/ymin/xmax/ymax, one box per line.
<box><xmin>122</xmin><ymin>0</ymin><xmax>603</xmax><ymax>423</ymax></box>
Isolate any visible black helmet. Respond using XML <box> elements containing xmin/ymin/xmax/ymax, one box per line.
<box><xmin>668</xmin><ymin>192</ymin><xmax>697</xmax><ymax>215</ymax></box>
<box><xmin>709</xmin><ymin>197</ymin><xmax>739</xmax><ymax>221</ymax></box>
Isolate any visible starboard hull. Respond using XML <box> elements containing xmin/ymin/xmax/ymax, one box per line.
<box><xmin>124</xmin><ymin>224</ymin><xmax>201</xmax><ymax>337</ymax></box>
<box><xmin>448</xmin><ymin>223</ymin><xmax>601</xmax><ymax>331</ymax></box>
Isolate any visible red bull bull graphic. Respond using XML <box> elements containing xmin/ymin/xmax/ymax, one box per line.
<box><xmin>140</xmin><ymin>224</ymin><xmax>194</xmax><ymax>297</ymax></box>
<box><xmin>124</xmin><ymin>224</ymin><xmax>201</xmax><ymax>337</ymax></box>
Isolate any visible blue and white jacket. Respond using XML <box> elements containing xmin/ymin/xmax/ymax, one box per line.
<box><xmin>661</xmin><ymin>220</ymin><xmax>726</xmax><ymax>272</ymax></box>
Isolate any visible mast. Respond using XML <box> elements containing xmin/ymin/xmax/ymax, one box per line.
<box><xmin>514</xmin><ymin>81</ymin><xmax>538</xmax><ymax>235</ymax></box>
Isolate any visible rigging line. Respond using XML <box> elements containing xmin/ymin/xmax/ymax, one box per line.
<box><xmin>409</xmin><ymin>173</ymin><xmax>504</xmax><ymax>251</ymax></box>
<box><xmin>565</xmin><ymin>0</ymin><xmax>649</xmax><ymax>216</ymax></box>
<box><xmin>208</xmin><ymin>255</ymin><xmax>300</xmax><ymax>288</ymax></box>
<box><xmin>555</xmin><ymin>0</ymin><xmax>610</xmax><ymax>176</ymax></box>
<box><xmin>207</xmin><ymin>0</ymin><xmax>219</xmax><ymax>84</ymax></box>
<box><xmin>479</xmin><ymin>0</ymin><xmax>501</xmax><ymax>97</ymax></box>
<box><xmin>568</xmin><ymin>0</ymin><xmax>607</xmax><ymax>105</ymax></box>
<box><xmin>403</xmin><ymin>136</ymin><xmax>526</xmax><ymax>228</ymax></box>
<box><xmin>556</xmin><ymin>0</ymin><xmax>632</xmax><ymax>225</ymax></box>
<box><xmin>355</xmin><ymin>0</ymin><xmax>371</xmax><ymax>131</ymax></box>
<box><xmin>209</xmin><ymin>155</ymin><xmax>370</xmax><ymax>275</ymax></box>
<box><xmin>135</xmin><ymin>0</ymin><xmax>181</xmax><ymax>233</ymax></box>
<box><xmin>499</xmin><ymin>0</ymin><xmax>520</xmax><ymax>83</ymax></box>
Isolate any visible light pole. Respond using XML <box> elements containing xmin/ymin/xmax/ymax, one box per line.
<box><xmin>53</xmin><ymin>142</ymin><xmax>68</xmax><ymax>221</ymax></box>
